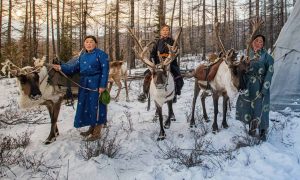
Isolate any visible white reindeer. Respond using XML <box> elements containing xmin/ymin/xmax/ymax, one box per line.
<box><xmin>128</xmin><ymin>27</ymin><xmax>182</xmax><ymax>140</ymax></box>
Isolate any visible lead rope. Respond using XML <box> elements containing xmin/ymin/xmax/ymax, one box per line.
<box><xmin>58</xmin><ymin>70</ymin><xmax>98</xmax><ymax>92</ymax></box>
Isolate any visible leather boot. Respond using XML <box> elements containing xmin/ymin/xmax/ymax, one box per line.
<box><xmin>80</xmin><ymin>126</ymin><xmax>94</xmax><ymax>137</ymax></box>
<box><xmin>86</xmin><ymin>125</ymin><xmax>102</xmax><ymax>141</ymax></box>
<box><xmin>138</xmin><ymin>73</ymin><xmax>152</xmax><ymax>103</ymax></box>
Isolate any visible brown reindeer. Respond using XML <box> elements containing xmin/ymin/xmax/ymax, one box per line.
<box><xmin>128</xmin><ymin>27</ymin><xmax>182</xmax><ymax>140</ymax></box>
<box><xmin>108</xmin><ymin>60</ymin><xmax>129</xmax><ymax>102</ymax></box>
<box><xmin>6</xmin><ymin>57</ymin><xmax>78</xmax><ymax>144</ymax></box>
<box><xmin>190</xmin><ymin>19</ymin><xmax>262</xmax><ymax>133</ymax></box>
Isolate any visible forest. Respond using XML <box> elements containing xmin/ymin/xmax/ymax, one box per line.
<box><xmin>0</xmin><ymin>0</ymin><xmax>296</xmax><ymax>69</ymax></box>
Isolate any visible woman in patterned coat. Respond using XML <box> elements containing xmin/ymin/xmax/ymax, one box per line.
<box><xmin>236</xmin><ymin>34</ymin><xmax>274</xmax><ymax>141</ymax></box>
<box><xmin>53</xmin><ymin>35</ymin><xmax>109</xmax><ymax>141</ymax></box>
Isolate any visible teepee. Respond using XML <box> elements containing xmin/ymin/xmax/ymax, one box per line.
<box><xmin>270</xmin><ymin>0</ymin><xmax>300</xmax><ymax>111</ymax></box>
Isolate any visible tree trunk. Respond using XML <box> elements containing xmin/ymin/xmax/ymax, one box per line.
<box><xmin>104</xmin><ymin>0</ymin><xmax>108</xmax><ymax>52</ymax></box>
<box><xmin>256</xmin><ymin>0</ymin><xmax>259</xmax><ymax>17</ymax></box>
<box><xmin>178</xmin><ymin>0</ymin><xmax>182</xmax><ymax>65</ymax></box>
<box><xmin>115</xmin><ymin>0</ymin><xmax>120</xmax><ymax>60</ymax></box>
<box><xmin>158</xmin><ymin>0</ymin><xmax>165</xmax><ymax>29</ymax></box>
<box><xmin>129</xmin><ymin>0</ymin><xmax>135</xmax><ymax>69</ymax></box>
<box><xmin>57</xmin><ymin>0</ymin><xmax>60</xmax><ymax>56</ymax></box>
<box><xmin>0</xmin><ymin>0</ymin><xmax>2</xmax><ymax>60</ymax></box>
<box><xmin>82</xmin><ymin>0</ymin><xmax>87</xmax><ymax>40</ymax></box>
<box><xmin>170</xmin><ymin>0</ymin><xmax>177</xmax><ymax>34</ymax></box>
<box><xmin>202</xmin><ymin>0</ymin><xmax>206</xmax><ymax>60</ymax></box>
<box><xmin>224</xmin><ymin>0</ymin><xmax>227</xmax><ymax>50</ymax></box>
<box><xmin>7</xmin><ymin>0</ymin><xmax>12</xmax><ymax>48</ymax></box>
<box><xmin>51</xmin><ymin>0</ymin><xmax>56</xmax><ymax>56</ymax></box>
<box><xmin>46</xmin><ymin>0</ymin><xmax>49</xmax><ymax>63</ymax></box>
<box><xmin>269</xmin><ymin>0</ymin><xmax>274</xmax><ymax>49</ymax></box>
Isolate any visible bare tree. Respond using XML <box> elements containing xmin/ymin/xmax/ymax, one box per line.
<box><xmin>268</xmin><ymin>0</ymin><xmax>274</xmax><ymax>49</ymax></box>
<box><xmin>256</xmin><ymin>0</ymin><xmax>259</xmax><ymax>17</ymax></box>
<box><xmin>7</xmin><ymin>0</ymin><xmax>12</xmax><ymax>48</ymax></box>
<box><xmin>0</xmin><ymin>0</ymin><xmax>2</xmax><ymax>61</ymax></box>
<box><xmin>202</xmin><ymin>0</ymin><xmax>206</xmax><ymax>60</ymax></box>
<box><xmin>51</xmin><ymin>0</ymin><xmax>56</xmax><ymax>56</ymax></box>
<box><xmin>129</xmin><ymin>0</ymin><xmax>135</xmax><ymax>69</ymax></box>
<box><xmin>115</xmin><ymin>0</ymin><xmax>120</xmax><ymax>60</ymax></box>
<box><xmin>57</xmin><ymin>0</ymin><xmax>60</xmax><ymax>56</ymax></box>
<box><xmin>46</xmin><ymin>0</ymin><xmax>49</xmax><ymax>62</ymax></box>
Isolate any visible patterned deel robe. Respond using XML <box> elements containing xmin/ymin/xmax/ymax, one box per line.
<box><xmin>61</xmin><ymin>48</ymin><xmax>109</xmax><ymax>128</ymax></box>
<box><xmin>236</xmin><ymin>48</ymin><xmax>274</xmax><ymax>130</ymax></box>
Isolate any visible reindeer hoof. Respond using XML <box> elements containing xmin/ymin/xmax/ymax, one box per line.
<box><xmin>164</xmin><ymin>123</ymin><xmax>170</xmax><ymax>129</ymax></box>
<box><xmin>44</xmin><ymin>137</ymin><xmax>56</xmax><ymax>145</ymax></box>
<box><xmin>222</xmin><ymin>123</ymin><xmax>229</xmax><ymax>129</ymax></box>
<box><xmin>153</xmin><ymin>115</ymin><xmax>159</xmax><ymax>122</ymax></box>
<box><xmin>190</xmin><ymin>124</ymin><xmax>197</xmax><ymax>128</ymax></box>
<box><xmin>212</xmin><ymin>126</ymin><xmax>219</xmax><ymax>134</ymax></box>
<box><xmin>157</xmin><ymin>135</ymin><xmax>166</xmax><ymax>141</ymax></box>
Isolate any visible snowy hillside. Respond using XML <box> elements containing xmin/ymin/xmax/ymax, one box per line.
<box><xmin>1</xmin><ymin>61</ymin><xmax>300</xmax><ymax>179</ymax></box>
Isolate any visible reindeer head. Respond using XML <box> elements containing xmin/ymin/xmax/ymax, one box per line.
<box><xmin>128</xmin><ymin>27</ymin><xmax>181</xmax><ymax>90</ymax></box>
<box><xmin>222</xmin><ymin>49</ymin><xmax>250</xmax><ymax>90</ymax></box>
<box><xmin>10</xmin><ymin>57</ymin><xmax>47</xmax><ymax>100</ymax></box>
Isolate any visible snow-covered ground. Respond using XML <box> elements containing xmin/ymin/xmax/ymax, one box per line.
<box><xmin>1</xmin><ymin>59</ymin><xmax>300</xmax><ymax>179</ymax></box>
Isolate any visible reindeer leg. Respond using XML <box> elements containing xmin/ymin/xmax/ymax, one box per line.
<box><xmin>153</xmin><ymin>108</ymin><xmax>159</xmax><ymax>122</ymax></box>
<box><xmin>43</xmin><ymin>101</ymin><xmax>56</xmax><ymax>145</ymax></box>
<box><xmin>222</xmin><ymin>95</ymin><xmax>229</xmax><ymax>129</ymax></box>
<box><xmin>201</xmin><ymin>91</ymin><xmax>209</xmax><ymax>122</ymax></box>
<box><xmin>108</xmin><ymin>81</ymin><xmax>113</xmax><ymax>92</ymax></box>
<box><xmin>43</xmin><ymin>98</ymin><xmax>63</xmax><ymax>145</ymax></box>
<box><xmin>164</xmin><ymin>100</ymin><xmax>175</xmax><ymax>129</ymax></box>
<box><xmin>212</xmin><ymin>93</ymin><xmax>219</xmax><ymax>134</ymax></box>
<box><xmin>156</xmin><ymin>104</ymin><xmax>166</xmax><ymax>141</ymax></box>
<box><xmin>124</xmin><ymin>78</ymin><xmax>130</xmax><ymax>102</ymax></box>
<box><xmin>190</xmin><ymin>81</ymin><xmax>200</xmax><ymax>128</ymax></box>
<box><xmin>115</xmin><ymin>80</ymin><xmax>122</xmax><ymax>102</ymax></box>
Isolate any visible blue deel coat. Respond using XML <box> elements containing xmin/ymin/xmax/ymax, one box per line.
<box><xmin>61</xmin><ymin>48</ymin><xmax>109</xmax><ymax>128</ymax></box>
<box><xmin>236</xmin><ymin>48</ymin><xmax>274</xmax><ymax>131</ymax></box>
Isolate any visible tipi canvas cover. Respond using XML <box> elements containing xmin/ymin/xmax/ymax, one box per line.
<box><xmin>270</xmin><ymin>0</ymin><xmax>300</xmax><ymax>111</ymax></box>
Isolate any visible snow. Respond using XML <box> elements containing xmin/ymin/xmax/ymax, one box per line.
<box><xmin>1</xmin><ymin>61</ymin><xmax>300</xmax><ymax>179</ymax></box>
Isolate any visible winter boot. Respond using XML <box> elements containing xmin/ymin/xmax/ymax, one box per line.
<box><xmin>86</xmin><ymin>125</ymin><xmax>102</xmax><ymax>141</ymax></box>
<box><xmin>80</xmin><ymin>126</ymin><xmax>94</xmax><ymax>137</ymax></box>
<box><xmin>138</xmin><ymin>73</ymin><xmax>152</xmax><ymax>103</ymax></box>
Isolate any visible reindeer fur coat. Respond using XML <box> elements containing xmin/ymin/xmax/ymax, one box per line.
<box><xmin>61</xmin><ymin>48</ymin><xmax>109</xmax><ymax>128</ymax></box>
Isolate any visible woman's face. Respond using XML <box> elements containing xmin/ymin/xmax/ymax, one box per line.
<box><xmin>252</xmin><ymin>36</ymin><xmax>264</xmax><ymax>52</ymax></box>
<box><xmin>160</xmin><ymin>26</ymin><xmax>170</xmax><ymax>38</ymax></box>
<box><xmin>84</xmin><ymin>38</ymin><xmax>97</xmax><ymax>52</ymax></box>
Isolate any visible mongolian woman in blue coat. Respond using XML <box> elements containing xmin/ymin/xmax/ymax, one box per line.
<box><xmin>53</xmin><ymin>35</ymin><xmax>109</xmax><ymax>141</ymax></box>
<box><xmin>236</xmin><ymin>34</ymin><xmax>274</xmax><ymax>141</ymax></box>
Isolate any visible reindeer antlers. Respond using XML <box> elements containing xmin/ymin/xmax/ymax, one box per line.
<box><xmin>127</xmin><ymin>27</ymin><xmax>156</xmax><ymax>68</ymax></box>
<box><xmin>246</xmin><ymin>17</ymin><xmax>264</xmax><ymax>59</ymax></box>
<box><xmin>214</xmin><ymin>22</ymin><xmax>226</xmax><ymax>56</ymax></box>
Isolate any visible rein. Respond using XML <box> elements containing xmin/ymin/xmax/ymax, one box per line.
<box><xmin>57</xmin><ymin>70</ymin><xmax>99</xmax><ymax>92</ymax></box>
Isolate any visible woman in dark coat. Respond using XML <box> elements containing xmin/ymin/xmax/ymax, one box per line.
<box><xmin>53</xmin><ymin>35</ymin><xmax>109</xmax><ymax>141</ymax></box>
<box><xmin>236</xmin><ymin>35</ymin><xmax>274</xmax><ymax>141</ymax></box>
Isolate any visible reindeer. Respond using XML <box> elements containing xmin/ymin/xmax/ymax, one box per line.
<box><xmin>128</xmin><ymin>27</ymin><xmax>182</xmax><ymax>140</ymax></box>
<box><xmin>5</xmin><ymin>57</ymin><xmax>78</xmax><ymax>144</ymax></box>
<box><xmin>190</xmin><ymin>19</ymin><xmax>262</xmax><ymax>133</ymax></box>
<box><xmin>108</xmin><ymin>60</ymin><xmax>129</xmax><ymax>102</ymax></box>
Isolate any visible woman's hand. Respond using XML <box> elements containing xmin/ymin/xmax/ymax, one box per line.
<box><xmin>52</xmin><ymin>64</ymin><xmax>61</xmax><ymax>71</ymax></box>
<box><xmin>99</xmin><ymin>88</ymin><xmax>105</xmax><ymax>94</ymax></box>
